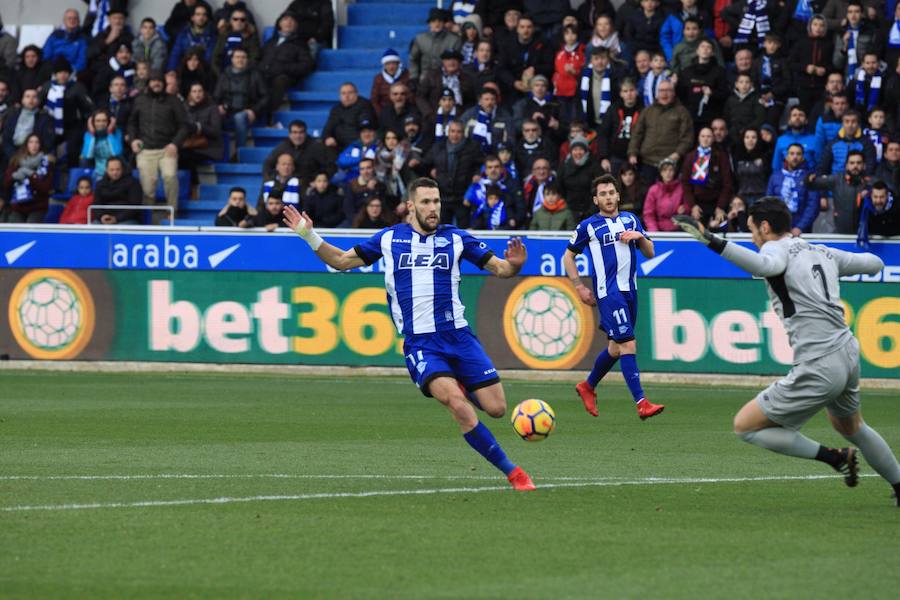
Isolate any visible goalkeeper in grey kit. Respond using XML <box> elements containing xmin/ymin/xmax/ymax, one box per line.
<box><xmin>673</xmin><ymin>197</ymin><xmax>900</xmax><ymax>506</ymax></box>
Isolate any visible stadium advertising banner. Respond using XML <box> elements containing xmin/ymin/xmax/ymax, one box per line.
<box><xmin>1</xmin><ymin>268</ymin><xmax>897</xmax><ymax>378</ymax></box>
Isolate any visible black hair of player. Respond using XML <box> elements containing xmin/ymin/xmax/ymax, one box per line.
<box><xmin>748</xmin><ymin>197</ymin><xmax>792</xmax><ymax>234</ymax></box>
<box><xmin>408</xmin><ymin>177</ymin><xmax>440</xmax><ymax>201</ymax></box>
<box><xmin>592</xmin><ymin>173</ymin><xmax>621</xmax><ymax>198</ymax></box>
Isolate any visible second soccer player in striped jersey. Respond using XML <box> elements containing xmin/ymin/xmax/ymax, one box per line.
<box><xmin>564</xmin><ymin>174</ymin><xmax>665</xmax><ymax>421</ymax></box>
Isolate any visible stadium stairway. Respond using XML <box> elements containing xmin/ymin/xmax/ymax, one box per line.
<box><xmin>181</xmin><ymin>0</ymin><xmax>434</xmax><ymax>225</ymax></box>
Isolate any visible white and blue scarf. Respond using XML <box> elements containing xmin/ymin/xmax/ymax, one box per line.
<box><xmin>857</xmin><ymin>190</ymin><xmax>894</xmax><ymax>248</ymax></box>
<box><xmin>263</xmin><ymin>176</ymin><xmax>300</xmax><ymax>206</ymax></box>
<box><xmin>442</xmin><ymin>70</ymin><xmax>462</xmax><ymax>105</ymax></box>
<box><xmin>89</xmin><ymin>0</ymin><xmax>110</xmax><ymax>37</ymax></box>
<box><xmin>889</xmin><ymin>20</ymin><xmax>900</xmax><ymax>48</ymax></box>
<box><xmin>46</xmin><ymin>81</ymin><xmax>67</xmax><ymax>136</ymax></box>
<box><xmin>484</xmin><ymin>200</ymin><xmax>507</xmax><ymax>230</ymax></box>
<box><xmin>12</xmin><ymin>155</ymin><xmax>49</xmax><ymax>205</ymax></box>
<box><xmin>779</xmin><ymin>167</ymin><xmax>805</xmax><ymax>212</ymax></box>
<box><xmin>735</xmin><ymin>0</ymin><xmax>770</xmax><ymax>47</ymax></box>
<box><xmin>855</xmin><ymin>68</ymin><xmax>882</xmax><ymax>111</ymax></box>
<box><xmin>224</xmin><ymin>33</ymin><xmax>243</xmax><ymax>66</ymax></box>
<box><xmin>864</xmin><ymin>127</ymin><xmax>885</xmax><ymax>161</ymax></box>
<box><xmin>642</xmin><ymin>70</ymin><xmax>668</xmax><ymax>106</ymax></box>
<box><xmin>452</xmin><ymin>2</ymin><xmax>476</xmax><ymax>23</ymax></box>
<box><xmin>109</xmin><ymin>56</ymin><xmax>135</xmax><ymax>88</ymax></box>
<box><xmin>580</xmin><ymin>66</ymin><xmax>611</xmax><ymax>122</ymax></box>
<box><xmin>434</xmin><ymin>106</ymin><xmax>456</xmax><ymax>139</ymax></box>
<box><xmin>471</xmin><ymin>108</ymin><xmax>493</xmax><ymax>153</ymax></box>
<box><xmin>846</xmin><ymin>25</ymin><xmax>860</xmax><ymax>82</ymax></box>
<box><xmin>792</xmin><ymin>0</ymin><xmax>812</xmax><ymax>21</ymax></box>
<box><xmin>690</xmin><ymin>146</ymin><xmax>712</xmax><ymax>184</ymax></box>
<box><xmin>461</xmin><ymin>41</ymin><xmax>476</xmax><ymax>65</ymax></box>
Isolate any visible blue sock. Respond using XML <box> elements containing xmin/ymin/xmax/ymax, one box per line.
<box><xmin>587</xmin><ymin>350</ymin><xmax>618</xmax><ymax>388</ymax></box>
<box><xmin>620</xmin><ymin>354</ymin><xmax>645</xmax><ymax>403</ymax></box>
<box><xmin>463</xmin><ymin>422</ymin><xmax>516</xmax><ymax>476</ymax></box>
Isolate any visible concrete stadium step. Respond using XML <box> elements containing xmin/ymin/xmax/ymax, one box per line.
<box><xmin>287</xmin><ymin>91</ymin><xmax>338</xmax><ymax>110</ymax></box>
<box><xmin>338</xmin><ymin>26</ymin><xmax>421</xmax><ymax>49</ymax></box>
<box><xmin>347</xmin><ymin>3</ymin><xmax>432</xmax><ymax>26</ymax></box>
<box><xmin>317</xmin><ymin>48</ymin><xmax>407</xmax><ymax>71</ymax></box>
<box><xmin>299</xmin><ymin>69</ymin><xmax>374</xmax><ymax>94</ymax></box>
<box><xmin>238</xmin><ymin>147</ymin><xmax>272</xmax><ymax>163</ymax></box>
<box><xmin>273</xmin><ymin>110</ymin><xmax>329</xmax><ymax>130</ymax></box>
<box><xmin>251</xmin><ymin>127</ymin><xmax>290</xmax><ymax>147</ymax></box>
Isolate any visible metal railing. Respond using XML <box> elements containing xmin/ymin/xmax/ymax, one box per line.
<box><xmin>87</xmin><ymin>205</ymin><xmax>175</xmax><ymax>226</ymax></box>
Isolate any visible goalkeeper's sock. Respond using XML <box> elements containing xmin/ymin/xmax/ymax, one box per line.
<box><xmin>620</xmin><ymin>354</ymin><xmax>645</xmax><ymax>403</ymax></box>
<box><xmin>463</xmin><ymin>421</ymin><xmax>516</xmax><ymax>476</ymax></box>
<box><xmin>587</xmin><ymin>350</ymin><xmax>618</xmax><ymax>388</ymax></box>
<box><xmin>737</xmin><ymin>428</ymin><xmax>820</xmax><ymax>459</ymax></box>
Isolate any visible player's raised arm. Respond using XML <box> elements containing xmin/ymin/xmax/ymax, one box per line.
<box><xmin>672</xmin><ymin>214</ymin><xmax>788</xmax><ymax>277</ymax></box>
<box><xmin>283</xmin><ymin>205</ymin><xmax>366</xmax><ymax>271</ymax></box>
<box><xmin>484</xmin><ymin>237</ymin><xmax>527</xmax><ymax>278</ymax></box>
<box><xmin>831</xmin><ymin>247</ymin><xmax>884</xmax><ymax>276</ymax></box>
<box><xmin>619</xmin><ymin>230</ymin><xmax>655</xmax><ymax>259</ymax></box>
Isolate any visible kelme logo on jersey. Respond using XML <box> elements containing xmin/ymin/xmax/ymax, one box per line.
<box><xmin>8</xmin><ymin>269</ymin><xmax>96</xmax><ymax>360</ymax></box>
<box><xmin>502</xmin><ymin>278</ymin><xmax>595</xmax><ymax>369</ymax></box>
<box><xmin>397</xmin><ymin>253</ymin><xmax>450</xmax><ymax>269</ymax></box>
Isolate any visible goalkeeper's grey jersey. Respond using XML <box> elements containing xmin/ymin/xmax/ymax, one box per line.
<box><xmin>757</xmin><ymin>237</ymin><xmax>853</xmax><ymax>364</ymax></box>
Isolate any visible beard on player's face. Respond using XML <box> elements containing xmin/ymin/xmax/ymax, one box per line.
<box><xmin>413</xmin><ymin>203</ymin><xmax>440</xmax><ymax>232</ymax></box>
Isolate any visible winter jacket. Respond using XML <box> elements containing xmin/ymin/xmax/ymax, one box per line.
<box><xmin>211</xmin><ymin>27</ymin><xmax>261</xmax><ymax>73</ymax></box>
<box><xmin>132</xmin><ymin>32</ymin><xmax>168</xmax><ymax>71</ymax></box>
<box><xmin>676</xmin><ymin>60</ymin><xmax>728</xmax><ymax>127</ymax></box>
<box><xmin>553</xmin><ymin>44</ymin><xmax>586</xmax><ymax>98</ymax></box>
<box><xmin>495</xmin><ymin>36</ymin><xmax>554</xmax><ymax>95</ymax></box>
<box><xmin>460</xmin><ymin>105</ymin><xmax>515</xmax><ymax>151</ymax></box>
<box><xmin>185</xmin><ymin>98</ymin><xmax>224</xmax><ymax>162</ymax></box>
<box><xmin>418</xmin><ymin>68</ymin><xmax>477</xmax><ymax>114</ymax></box>
<box><xmin>370</xmin><ymin>70</ymin><xmax>412</xmax><ymax>116</ymax></box>
<box><xmin>558</xmin><ymin>157</ymin><xmax>603</xmax><ymax>220</ymax></box>
<box><xmin>287</xmin><ymin>0</ymin><xmax>336</xmax><ymax>44</ymax></box>
<box><xmin>213</xmin><ymin>66</ymin><xmax>269</xmax><ymax>116</ymax></box>
<box><xmin>164</xmin><ymin>0</ymin><xmax>214</xmax><ymax>42</ymax></box>
<box><xmin>59</xmin><ymin>192</ymin><xmax>93</xmax><ymax>224</ymax></box>
<box><xmin>808</xmin><ymin>172</ymin><xmax>866</xmax><ymax>234</ymax></box>
<box><xmin>681</xmin><ymin>146</ymin><xmax>734</xmax><ymax>213</ymax></box>
<box><xmin>529</xmin><ymin>205</ymin><xmax>576</xmax><ymax>230</ymax></box>
<box><xmin>659</xmin><ymin>10</ymin><xmax>714</xmax><ymax>61</ymax></box>
<box><xmin>409</xmin><ymin>30</ymin><xmax>462</xmax><ymax>82</ymax></box>
<box><xmin>304</xmin><ymin>186</ymin><xmax>345</xmax><ymax>228</ymax></box>
<box><xmin>475</xmin><ymin>0</ymin><xmax>524</xmax><ymax>29</ymax></box>
<box><xmin>817</xmin><ymin>128</ymin><xmax>877</xmax><ymax>176</ymax></box>
<box><xmin>80</xmin><ymin>129</ymin><xmax>123</xmax><ymax>180</ymax></box>
<box><xmin>766</xmin><ymin>164</ymin><xmax>819</xmax><ymax>232</ymax></box>
<box><xmin>92</xmin><ymin>58</ymin><xmax>137</xmax><ymax>98</ymax></box>
<box><xmin>3</xmin><ymin>155</ymin><xmax>53</xmax><ymax>217</ymax></box>
<box><xmin>93</xmin><ymin>173</ymin><xmax>142</xmax><ymax>223</ymax></box>
<box><xmin>128</xmin><ymin>91</ymin><xmax>191</xmax><ymax>150</ymax></box>
<box><xmin>263</xmin><ymin>138</ymin><xmax>332</xmax><ymax>187</ymax></box>
<box><xmin>423</xmin><ymin>138</ymin><xmax>482</xmax><ymax>200</ymax></box>
<box><xmin>788</xmin><ymin>35</ymin><xmax>834</xmax><ymax>97</ymax></box>
<box><xmin>38</xmin><ymin>79</ymin><xmax>94</xmax><ymax>130</ymax></box>
<box><xmin>643</xmin><ymin>180</ymin><xmax>685</xmax><ymax>231</ymax></box>
<box><xmin>772</xmin><ymin>130</ymin><xmax>819</xmax><ymax>171</ymax></box>
<box><xmin>0</xmin><ymin>30</ymin><xmax>16</xmax><ymax>70</ymax></box>
<box><xmin>522</xmin><ymin>0</ymin><xmax>568</xmax><ymax>28</ymax></box>
<box><xmin>42</xmin><ymin>29</ymin><xmax>88</xmax><ymax>73</ymax></box>
<box><xmin>14</xmin><ymin>63</ymin><xmax>53</xmax><ymax>99</ymax></box>
<box><xmin>623</xmin><ymin>9</ymin><xmax>666</xmax><ymax>53</ymax></box>
<box><xmin>514</xmin><ymin>137</ymin><xmax>557</xmax><ymax>175</ymax></box>
<box><xmin>322</xmin><ymin>99</ymin><xmax>377</xmax><ymax>149</ymax></box>
<box><xmin>832</xmin><ymin>21</ymin><xmax>882</xmax><ymax>75</ymax></box>
<box><xmin>723</xmin><ymin>91</ymin><xmax>766</xmax><ymax>136</ymax></box>
<box><xmin>628</xmin><ymin>100</ymin><xmax>694</xmax><ymax>165</ymax></box>
<box><xmin>258</xmin><ymin>31</ymin><xmax>315</xmax><ymax>83</ymax></box>
<box><xmin>752</xmin><ymin>52</ymin><xmax>792</xmax><ymax>100</ymax></box>
<box><xmin>167</xmin><ymin>25</ymin><xmax>216</xmax><ymax>72</ymax></box>
<box><xmin>87</xmin><ymin>26</ymin><xmax>134</xmax><ymax>71</ymax></box>
<box><xmin>874</xmin><ymin>160</ymin><xmax>900</xmax><ymax>195</ymax></box>
<box><xmin>1</xmin><ymin>107</ymin><xmax>55</xmax><ymax>158</ymax></box>
<box><xmin>732</xmin><ymin>150</ymin><xmax>770</xmax><ymax>201</ymax></box>
<box><xmin>596</xmin><ymin>104</ymin><xmax>641</xmax><ymax>162</ymax></box>
<box><xmin>670</xmin><ymin>37</ymin><xmax>726</xmax><ymax>75</ymax></box>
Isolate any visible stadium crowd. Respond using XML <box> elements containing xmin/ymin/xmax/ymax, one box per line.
<box><xmin>0</xmin><ymin>0</ymin><xmax>898</xmax><ymax>244</ymax></box>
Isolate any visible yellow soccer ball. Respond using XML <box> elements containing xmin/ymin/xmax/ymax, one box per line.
<box><xmin>511</xmin><ymin>399</ymin><xmax>556</xmax><ymax>442</ymax></box>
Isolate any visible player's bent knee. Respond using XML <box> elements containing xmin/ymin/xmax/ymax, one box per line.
<box><xmin>828</xmin><ymin>411</ymin><xmax>862</xmax><ymax>437</ymax></box>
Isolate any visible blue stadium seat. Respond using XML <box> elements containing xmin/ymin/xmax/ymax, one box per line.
<box><xmin>317</xmin><ymin>49</ymin><xmax>404</xmax><ymax>71</ymax></box>
<box><xmin>251</xmin><ymin>127</ymin><xmax>289</xmax><ymax>148</ymax></box>
<box><xmin>238</xmin><ymin>147</ymin><xmax>271</xmax><ymax>163</ymax></box>
<box><xmin>66</xmin><ymin>167</ymin><xmax>94</xmax><ymax>194</ymax></box>
<box><xmin>214</xmin><ymin>163</ymin><xmax>262</xmax><ymax>183</ymax></box>
<box><xmin>347</xmin><ymin>3</ymin><xmax>432</xmax><ymax>26</ymax></box>
<box><xmin>338</xmin><ymin>26</ymin><xmax>422</xmax><ymax>50</ymax></box>
<box><xmin>299</xmin><ymin>70</ymin><xmax>374</xmax><ymax>94</ymax></box>
<box><xmin>44</xmin><ymin>202</ymin><xmax>65</xmax><ymax>223</ymax></box>
<box><xmin>288</xmin><ymin>91</ymin><xmax>339</xmax><ymax>111</ymax></box>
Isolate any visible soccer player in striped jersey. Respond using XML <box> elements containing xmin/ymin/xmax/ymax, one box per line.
<box><xmin>283</xmin><ymin>178</ymin><xmax>536</xmax><ymax>491</ymax></box>
<box><xmin>674</xmin><ymin>199</ymin><xmax>900</xmax><ymax>506</ymax></box>
<box><xmin>563</xmin><ymin>174</ymin><xmax>665</xmax><ymax>420</ymax></box>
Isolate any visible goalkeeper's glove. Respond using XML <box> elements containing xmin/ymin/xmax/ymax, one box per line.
<box><xmin>293</xmin><ymin>215</ymin><xmax>324</xmax><ymax>251</ymax></box>
<box><xmin>671</xmin><ymin>215</ymin><xmax>727</xmax><ymax>254</ymax></box>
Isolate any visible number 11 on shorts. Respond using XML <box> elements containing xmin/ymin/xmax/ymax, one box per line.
<box><xmin>612</xmin><ymin>308</ymin><xmax>628</xmax><ymax>325</ymax></box>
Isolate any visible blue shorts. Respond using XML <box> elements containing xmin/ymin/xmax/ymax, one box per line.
<box><xmin>599</xmin><ymin>291</ymin><xmax>637</xmax><ymax>343</ymax></box>
<box><xmin>403</xmin><ymin>327</ymin><xmax>500</xmax><ymax>397</ymax></box>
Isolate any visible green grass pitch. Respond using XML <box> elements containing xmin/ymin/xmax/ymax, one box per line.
<box><xmin>1</xmin><ymin>371</ymin><xmax>897</xmax><ymax>599</ymax></box>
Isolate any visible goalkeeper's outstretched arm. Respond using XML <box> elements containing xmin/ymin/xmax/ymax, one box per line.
<box><xmin>671</xmin><ymin>214</ymin><xmax>787</xmax><ymax>277</ymax></box>
<box><xmin>284</xmin><ymin>204</ymin><xmax>366</xmax><ymax>271</ymax></box>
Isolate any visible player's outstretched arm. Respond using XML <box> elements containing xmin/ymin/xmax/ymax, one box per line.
<box><xmin>283</xmin><ymin>205</ymin><xmax>366</xmax><ymax>271</ymax></box>
<box><xmin>672</xmin><ymin>215</ymin><xmax>787</xmax><ymax>277</ymax></box>
<box><xmin>484</xmin><ymin>237</ymin><xmax>527</xmax><ymax>278</ymax></box>
<box><xmin>831</xmin><ymin>247</ymin><xmax>884</xmax><ymax>276</ymax></box>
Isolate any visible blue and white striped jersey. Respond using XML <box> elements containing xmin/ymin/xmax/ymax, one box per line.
<box><xmin>567</xmin><ymin>211</ymin><xmax>647</xmax><ymax>300</ymax></box>
<box><xmin>354</xmin><ymin>224</ymin><xmax>495</xmax><ymax>336</ymax></box>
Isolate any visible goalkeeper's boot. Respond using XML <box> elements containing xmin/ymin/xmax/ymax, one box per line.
<box><xmin>636</xmin><ymin>398</ymin><xmax>665</xmax><ymax>421</ymax></box>
<box><xmin>832</xmin><ymin>447</ymin><xmax>859</xmax><ymax>487</ymax></box>
<box><xmin>575</xmin><ymin>381</ymin><xmax>599</xmax><ymax>417</ymax></box>
<box><xmin>507</xmin><ymin>466</ymin><xmax>536</xmax><ymax>491</ymax></box>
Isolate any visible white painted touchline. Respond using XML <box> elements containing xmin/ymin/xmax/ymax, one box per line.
<box><xmin>0</xmin><ymin>474</ymin><xmax>622</xmax><ymax>482</ymax></box>
<box><xmin>0</xmin><ymin>474</ymin><xmax>878</xmax><ymax>512</ymax></box>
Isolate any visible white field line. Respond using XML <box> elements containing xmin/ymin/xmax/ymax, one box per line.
<box><xmin>0</xmin><ymin>473</ymin><xmax>878</xmax><ymax>513</ymax></box>
<box><xmin>0</xmin><ymin>474</ymin><xmax>605</xmax><ymax>482</ymax></box>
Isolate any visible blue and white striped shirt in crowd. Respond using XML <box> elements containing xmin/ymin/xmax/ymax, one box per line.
<box><xmin>261</xmin><ymin>177</ymin><xmax>300</xmax><ymax>206</ymax></box>
<box><xmin>567</xmin><ymin>212</ymin><xmax>647</xmax><ymax>300</ymax></box>
<box><xmin>354</xmin><ymin>224</ymin><xmax>494</xmax><ymax>336</ymax></box>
